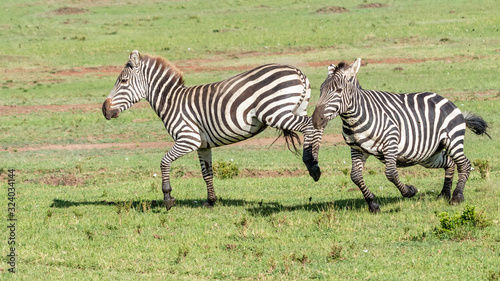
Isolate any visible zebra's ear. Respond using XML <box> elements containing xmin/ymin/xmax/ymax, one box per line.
<box><xmin>327</xmin><ymin>64</ymin><xmax>336</xmax><ymax>76</ymax></box>
<box><xmin>344</xmin><ymin>58</ymin><xmax>361</xmax><ymax>79</ymax></box>
<box><xmin>128</xmin><ymin>50</ymin><xmax>140</xmax><ymax>68</ymax></box>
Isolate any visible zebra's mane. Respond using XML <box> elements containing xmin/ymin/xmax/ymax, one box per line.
<box><xmin>335</xmin><ymin>62</ymin><xmax>347</xmax><ymax>74</ymax></box>
<box><xmin>141</xmin><ymin>54</ymin><xmax>185</xmax><ymax>86</ymax></box>
<box><xmin>334</xmin><ymin>62</ymin><xmax>362</xmax><ymax>89</ymax></box>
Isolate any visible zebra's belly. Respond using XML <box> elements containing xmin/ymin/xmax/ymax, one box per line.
<box><xmin>343</xmin><ymin>132</ymin><xmax>382</xmax><ymax>155</ymax></box>
<box><xmin>199</xmin><ymin>118</ymin><xmax>267</xmax><ymax>148</ymax></box>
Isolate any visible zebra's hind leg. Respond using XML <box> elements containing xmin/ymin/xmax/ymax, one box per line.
<box><xmin>197</xmin><ymin>148</ymin><xmax>217</xmax><ymax>208</ymax></box>
<box><xmin>268</xmin><ymin>114</ymin><xmax>322</xmax><ymax>181</ymax></box>
<box><xmin>351</xmin><ymin>149</ymin><xmax>379</xmax><ymax>213</ymax></box>
<box><xmin>302</xmin><ymin>122</ymin><xmax>323</xmax><ymax>182</ymax></box>
<box><xmin>450</xmin><ymin>156</ymin><xmax>471</xmax><ymax>205</ymax></box>
<box><xmin>439</xmin><ymin>163</ymin><xmax>455</xmax><ymax>200</ymax></box>
<box><xmin>442</xmin><ymin>137</ymin><xmax>471</xmax><ymax>205</ymax></box>
<box><xmin>420</xmin><ymin>151</ymin><xmax>455</xmax><ymax>201</ymax></box>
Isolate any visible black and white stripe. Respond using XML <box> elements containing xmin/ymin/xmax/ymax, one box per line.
<box><xmin>312</xmin><ymin>58</ymin><xmax>490</xmax><ymax>212</ymax></box>
<box><xmin>103</xmin><ymin>50</ymin><xmax>323</xmax><ymax>209</ymax></box>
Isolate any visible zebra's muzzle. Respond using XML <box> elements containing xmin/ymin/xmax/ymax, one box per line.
<box><xmin>312</xmin><ymin>104</ymin><xmax>329</xmax><ymax>130</ymax></box>
<box><xmin>102</xmin><ymin>98</ymin><xmax>120</xmax><ymax>120</ymax></box>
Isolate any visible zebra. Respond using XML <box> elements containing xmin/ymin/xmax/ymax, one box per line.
<box><xmin>312</xmin><ymin>58</ymin><xmax>490</xmax><ymax>213</ymax></box>
<box><xmin>102</xmin><ymin>50</ymin><xmax>323</xmax><ymax>210</ymax></box>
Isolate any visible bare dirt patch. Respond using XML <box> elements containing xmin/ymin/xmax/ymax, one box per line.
<box><xmin>357</xmin><ymin>3</ymin><xmax>389</xmax><ymax>9</ymax></box>
<box><xmin>9</xmin><ymin>134</ymin><xmax>345</xmax><ymax>152</ymax></box>
<box><xmin>315</xmin><ymin>6</ymin><xmax>350</xmax><ymax>14</ymax></box>
<box><xmin>53</xmin><ymin>65</ymin><xmax>123</xmax><ymax>77</ymax></box>
<box><xmin>52</xmin><ymin>7</ymin><xmax>89</xmax><ymax>15</ymax></box>
<box><xmin>172</xmin><ymin>168</ymin><xmax>309</xmax><ymax>179</ymax></box>
<box><xmin>0</xmin><ymin>101</ymin><xmax>149</xmax><ymax>116</ymax></box>
<box><xmin>0</xmin><ymin>104</ymin><xmax>99</xmax><ymax>116</ymax></box>
<box><xmin>442</xmin><ymin>90</ymin><xmax>500</xmax><ymax>101</ymax></box>
<box><xmin>306</xmin><ymin>55</ymin><xmax>475</xmax><ymax>68</ymax></box>
<box><xmin>28</xmin><ymin>174</ymin><xmax>87</xmax><ymax>186</ymax></box>
<box><xmin>240</xmin><ymin>168</ymin><xmax>307</xmax><ymax>178</ymax></box>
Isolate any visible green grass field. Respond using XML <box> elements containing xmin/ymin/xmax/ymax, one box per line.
<box><xmin>1</xmin><ymin>0</ymin><xmax>499</xmax><ymax>279</ymax></box>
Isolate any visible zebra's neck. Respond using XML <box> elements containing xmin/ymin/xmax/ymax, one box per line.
<box><xmin>340</xmin><ymin>89</ymin><xmax>366</xmax><ymax>125</ymax></box>
<box><xmin>141</xmin><ymin>55</ymin><xmax>185</xmax><ymax>116</ymax></box>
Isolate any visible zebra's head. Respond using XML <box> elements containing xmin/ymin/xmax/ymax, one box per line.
<box><xmin>312</xmin><ymin>58</ymin><xmax>361</xmax><ymax>130</ymax></box>
<box><xmin>102</xmin><ymin>50</ymin><xmax>147</xmax><ymax>120</ymax></box>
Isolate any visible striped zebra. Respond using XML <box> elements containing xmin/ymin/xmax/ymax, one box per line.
<box><xmin>312</xmin><ymin>58</ymin><xmax>490</xmax><ymax>213</ymax></box>
<box><xmin>102</xmin><ymin>50</ymin><xmax>323</xmax><ymax>210</ymax></box>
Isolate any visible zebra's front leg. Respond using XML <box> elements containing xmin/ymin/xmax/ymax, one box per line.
<box><xmin>197</xmin><ymin>148</ymin><xmax>217</xmax><ymax>208</ymax></box>
<box><xmin>161</xmin><ymin>141</ymin><xmax>199</xmax><ymax>210</ymax></box>
<box><xmin>302</xmin><ymin>122</ymin><xmax>323</xmax><ymax>182</ymax></box>
<box><xmin>351</xmin><ymin>149</ymin><xmax>379</xmax><ymax>213</ymax></box>
<box><xmin>384</xmin><ymin>154</ymin><xmax>417</xmax><ymax>198</ymax></box>
<box><xmin>161</xmin><ymin>162</ymin><xmax>175</xmax><ymax>211</ymax></box>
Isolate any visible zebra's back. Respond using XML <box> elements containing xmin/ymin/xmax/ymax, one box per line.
<box><xmin>176</xmin><ymin>64</ymin><xmax>311</xmax><ymax>148</ymax></box>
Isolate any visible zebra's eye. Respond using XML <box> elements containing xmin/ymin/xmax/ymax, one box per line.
<box><xmin>335</xmin><ymin>88</ymin><xmax>343</xmax><ymax>93</ymax></box>
<box><xmin>121</xmin><ymin>78</ymin><xmax>129</xmax><ymax>84</ymax></box>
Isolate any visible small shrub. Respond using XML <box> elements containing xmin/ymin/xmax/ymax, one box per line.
<box><xmin>270</xmin><ymin>215</ymin><xmax>287</xmax><ymax>229</ymax></box>
<box><xmin>171</xmin><ymin>166</ymin><xmax>185</xmax><ymax>178</ymax></box>
<box><xmin>140</xmin><ymin>200</ymin><xmax>152</xmax><ymax>213</ymax></box>
<box><xmin>175</xmin><ymin>246</ymin><xmax>189</xmax><ymax>264</ymax></box>
<box><xmin>340</xmin><ymin>167</ymin><xmax>350</xmax><ymax>176</ymax></box>
<box><xmin>434</xmin><ymin>204</ymin><xmax>491</xmax><ymax>240</ymax></box>
<box><xmin>45</xmin><ymin>209</ymin><xmax>54</xmax><ymax>222</ymax></box>
<box><xmin>314</xmin><ymin>203</ymin><xmax>336</xmax><ymax>228</ymax></box>
<box><xmin>213</xmin><ymin>160</ymin><xmax>239</xmax><ymax>179</ymax></box>
<box><xmin>85</xmin><ymin>230</ymin><xmax>95</xmax><ymax>240</ymax></box>
<box><xmin>116</xmin><ymin>200</ymin><xmax>133</xmax><ymax>225</ymax></box>
<box><xmin>159</xmin><ymin>215</ymin><xmax>169</xmax><ymax>228</ymax></box>
<box><xmin>488</xmin><ymin>270</ymin><xmax>500</xmax><ymax>281</ymax></box>
<box><xmin>234</xmin><ymin>216</ymin><xmax>250</xmax><ymax>237</ymax></box>
<box><xmin>267</xmin><ymin>257</ymin><xmax>277</xmax><ymax>273</ymax></box>
<box><xmin>116</xmin><ymin>201</ymin><xmax>133</xmax><ymax>214</ymax></box>
<box><xmin>293</xmin><ymin>254</ymin><xmax>310</xmax><ymax>266</ymax></box>
<box><xmin>327</xmin><ymin>244</ymin><xmax>343</xmax><ymax>262</ymax></box>
<box><xmin>73</xmin><ymin>210</ymin><xmax>83</xmax><ymax>219</ymax></box>
<box><xmin>473</xmin><ymin>159</ymin><xmax>490</xmax><ymax>179</ymax></box>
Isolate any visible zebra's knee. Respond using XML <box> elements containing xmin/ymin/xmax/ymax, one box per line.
<box><xmin>384</xmin><ymin>169</ymin><xmax>399</xmax><ymax>184</ymax></box>
<box><xmin>456</xmin><ymin>158</ymin><xmax>472</xmax><ymax>175</ymax></box>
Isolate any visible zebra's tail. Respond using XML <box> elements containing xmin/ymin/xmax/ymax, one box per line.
<box><xmin>463</xmin><ymin>112</ymin><xmax>491</xmax><ymax>139</ymax></box>
<box><xmin>271</xmin><ymin>129</ymin><xmax>302</xmax><ymax>155</ymax></box>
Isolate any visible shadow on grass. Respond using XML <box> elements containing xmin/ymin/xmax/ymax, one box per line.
<box><xmin>49</xmin><ymin>198</ymin><xmax>249</xmax><ymax>211</ymax></box>
<box><xmin>50</xmin><ymin>193</ymin><xmax>417</xmax><ymax>215</ymax></box>
<box><xmin>245</xmin><ymin>195</ymin><xmax>413</xmax><ymax>216</ymax></box>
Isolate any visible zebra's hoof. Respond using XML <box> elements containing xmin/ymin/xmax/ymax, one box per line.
<box><xmin>368</xmin><ymin>202</ymin><xmax>380</xmax><ymax>213</ymax></box>
<box><xmin>450</xmin><ymin>193</ymin><xmax>464</xmax><ymax>205</ymax></box>
<box><xmin>308</xmin><ymin>164</ymin><xmax>321</xmax><ymax>182</ymax></box>
<box><xmin>403</xmin><ymin>185</ymin><xmax>417</xmax><ymax>198</ymax></box>
<box><xmin>437</xmin><ymin>191</ymin><xmax>451</xmax><ymax>201</ymax></box>
<box><xmin>203</xmin><ymin>200</ymin><xmax>215</xmax><ymax>208</ymax></box>
<box><xmin>163</xmin><ymin>197</ymin><xmax>176</xmax><ymax>210</ymax></box>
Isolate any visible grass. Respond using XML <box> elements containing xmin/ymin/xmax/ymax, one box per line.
<box><xmin>1</xmin><ymin>0</ymin><xmax>499</xmax><ymax>279</ymax></box>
